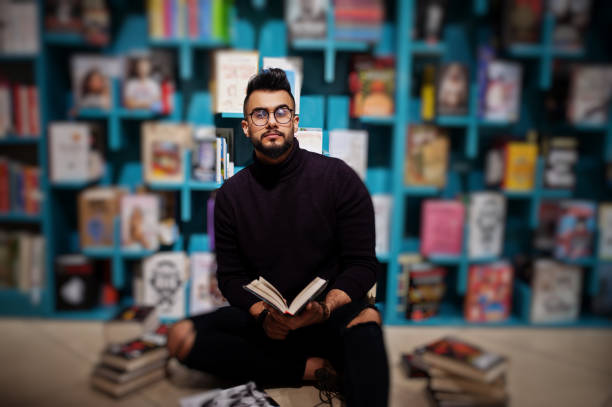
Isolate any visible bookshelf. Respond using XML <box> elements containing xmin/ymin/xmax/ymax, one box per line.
<box><xmin>1</xmin><ymin>0</ymin><xmax>611</xmax><ymax>327</ymax></box>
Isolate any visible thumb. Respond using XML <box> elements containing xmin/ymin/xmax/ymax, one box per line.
<box><xmin>306</xmin><ymin>302</ymin><xmax>313</xmax><ymax>311</ymax></box>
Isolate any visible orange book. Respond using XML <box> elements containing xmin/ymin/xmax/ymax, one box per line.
<box><xmin>502</xmin><ymin>142</ymin><xmax>537</xmax><ymax>191</ymax></box>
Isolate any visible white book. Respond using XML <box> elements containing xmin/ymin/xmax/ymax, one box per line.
<box><xmin>120</xmin><ymin>194</ymin><xmax>160</xmax><ymax>251</ymax></box>
<box><xmin>530</xmin><ymin>259</ymin><xmax>582</xmax><ymax>323</ymax></box>
<box><xmin>215</xmin><ymin>136</ymin><xmax>222</xmax><ymax>184</ymax></box>
<box><xmin>372</xmin><ymin>194</ymin><xmax>392</xmax><ymax>255</ymax></box>
<box><xmin>19</xmin><ymin>1</ymin><xmax>39</xmax><ymax>54</ymax></box>
<box><xmin>329</xmin><ymin>129</ymin><xmax>368</xmax><ymax>181</ymax></box>
<box><xmin>49</xmin><ymin>122</ymin><xmax>91</xmax><ymax>182</ymax></box>
<box><xmin>484</xmin><ymin>61</ymin><xmax>522</xmax><ymax>122</ymax></box>
<box><xmin>143</xmin><ymin>252</ymin><xmax>188</xmax><ymax>319</ymax></box>
<box><xmin>141</xmin><ymin>122</ymin><xmax>192</xmax><ymax>183</ymax></box>
<box><xmin>468</xmin><ymin>192</ymin><xmax>506</xmax><ymax>259</ymax></box>
<box><xmin>599</xmin><ymin>204</ymin><xmax>612</xmax><ymax>260</ymax></box>
<box><xmin>213</xmin><ymin>50</ymin><xmax>259</xmax><ymax>114</ymax></box>
<box><xmin>262</xmin><ymin>57</ymin><xmax>303</xmax><ymax>114</ymax></box>
<box><xmin>295</xmin><ymin>127</ymin><xmax>323</xmax><ymax>154</ymax></box>
<box><xmin>244</xmin><ymin>276</ymin><xmax>328</xmax><ymax>316</ymax></box>
<box><xmin>189</xmin><ymin>252</ymin><xmax>217</xmax><ymax>315</ymax></box>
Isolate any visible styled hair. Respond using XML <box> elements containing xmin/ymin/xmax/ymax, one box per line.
<box><xmin>243</xmin><ymin>68</ymin><xmax>295</xmax><ymax>116</ymax></box>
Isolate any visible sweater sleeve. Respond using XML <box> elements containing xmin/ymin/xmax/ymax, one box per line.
<box><xmin>330</xmin><ymin>161</ymin><xmax>379</xmax><ymax>301</ymax></box>
<box><xmin>214</xmin><ymin>186</ymin><xmax>260</xmax><ymax>311</ymax></box>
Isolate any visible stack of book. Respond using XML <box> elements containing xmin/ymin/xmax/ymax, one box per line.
<box><xmin>0</xmin><ymin>158</ymin><xmax>40</xmax><ymax>215</ymax></box>
<box><xmin>91</xmin><ymin>325</ymin><xmax>169</xmax><ymax>398</ymax></box>
<box><xmin>333</xmin><ymin>0</ymin><xmax>384</xmax><ymax>43</ymax></box>
<box><xmin>0</xmin><ymin>81</ymin><xmax>40</xmax><ymax>138</ymax></box>
<box><xmin>403</xmin><ymin>336</ymin><xmax>509</xmax><ymax>407</ymax></box>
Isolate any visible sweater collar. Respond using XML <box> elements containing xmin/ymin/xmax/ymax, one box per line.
<box><xmin>250</xmin><ymin>138</ymin><xmax>304</xmax><ymax>183</ymax></box>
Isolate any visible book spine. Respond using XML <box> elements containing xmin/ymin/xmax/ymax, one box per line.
<box><xmin>160</xmin><ymin>81</ymin><xmax>173</xmax><ymax>114</ymax></box>
<box><xmin>177</xmin><ymin>0</ymin><xmax>186</xmax><ymax>38</ymax></box>
<box><xmin>0</xmin><ymin>159</ymin><xmax>9</xmax><ymax>213</ymax></box>
<box><xmin>163</xmin><ymin>0</ymin><xmax>173</xmax><ymax>38</ymax></box>
<box><xmin>199</xmin><ymin>0</ymin><xmax>210</xmax><ymax>39</ymax></box>
<box><xmin>0</xmin><ymin>81</ymin><xmax>11</xmax><ymax>136</ymax></box>
<box><xmin>215</xmin><ymin>137</ymin><xmax>221</xmax><ymax>183</ymax></box>
<box><xmin>207</xmin><ymin>195</ymin><xmax>215</xmax><ymax>251</ymax></box>
<box><xmin>19</xmin><ymin>86</ymin><xmax>29</xmax><ymax>135</ymax></box>
<box><xmin>12</xmin><ymin>84</ymin><xmax>21</xmax><ymax>136</ymax></box>
<box><xmin>188</xmin><ymin>0</ymin><xmax>198</xmax><ymax>38</ymax></box>
<box><xmin>28</xmin><ymin>86</ymin><xmax>39</xmax><ymax>137</ymax></box>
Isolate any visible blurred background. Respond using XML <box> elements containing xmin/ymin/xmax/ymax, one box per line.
<box><xmin>1</xmin><ymin>0</ymin><xmax>612</xmax><ymax>406</ymax></box>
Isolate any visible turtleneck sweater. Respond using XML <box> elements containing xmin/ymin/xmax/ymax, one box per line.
<box><xmin>214</xmin><ymin>139</ymin><xmax>378</xmax><ymax>311</ymax></box>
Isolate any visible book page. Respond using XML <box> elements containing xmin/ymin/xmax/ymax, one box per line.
<box><xmin>288</xmin><ymin>277</ymin><xmax>327</xmax><ymax>315</ymax></box>
<box><xmin>244</xmin><ymin>281</ymin><xmax>287</xmax><ymax>313</ymax></box>
<box><xmin>258</xmin><ymin>277</ymin><xmax>288</xmax><ymax>308</ymax></box>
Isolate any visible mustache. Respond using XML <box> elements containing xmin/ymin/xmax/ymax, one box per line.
<box><xmin>263</xmin><ymin>131</ymin><xmax>284</xmax><ymax>137</ymax></box>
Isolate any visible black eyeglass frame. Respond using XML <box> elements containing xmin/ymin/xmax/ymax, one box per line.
<box><xmin>247</xmin><ymin>106</ymin><xmax>295</xmax><ymax>126</ymax></box>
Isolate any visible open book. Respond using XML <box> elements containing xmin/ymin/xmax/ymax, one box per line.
<box><xmin>244</xmin><ymin>276</ymin><xmax>328</xmax><ymax>316</ymax></box>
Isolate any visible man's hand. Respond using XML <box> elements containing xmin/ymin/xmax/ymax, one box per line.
<box><xmin>262</xmin><ymin>312</ymin><xmax>291</xmax><ymax>340</ymax></box>
<box><xmin>267</xmin><ymin>301</ymin><xmax>325</xmax><ymax>332</ymax></box>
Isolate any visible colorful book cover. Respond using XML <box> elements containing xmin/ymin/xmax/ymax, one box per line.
<box><xmin>483</xmin><ymin>60</ymin><xmax>522</xmax><ymax>122</ymax></box>
<box><xmin>436</xmin><ymin>63</ymin><xmax>469</xmax><ymax>116</ymax></box>
<box><xmin>464</xmin><ymin>262</ymin><xmax>513</xmax><ymax>322</ymax></box>
<box><xmin>192</xmin><ymin>126</ymin><xmax>217</xmax><ymax>182</ymax></box>
<box><xmin>262</xmin><ymin>57</ymin><xmax>303</xmax><ymax>114</ymax></box>
<box><xmin>79</xmin><ymin>187</ymin><xmax>125</xmax><ymax>248</ymax></box>
<box><xmin>352</xmin><ymin>66</ymin><xmax>395</xmax><ymax>117</ymax></box>
<box><xmin>147</xmin><ymin>0</ymin><xmax>164</xmax><ymax>38</ymax></box>
<box><xmin>467</xmin><ymin>192</ymin><xmax>506</xmax><ymax>259</ymax></box>
<box><xmin>199</xmin><ymin>0</ymin><xmax>211</xmax><ymax>38</ymax></box>
<box><xmin>421</xmin><ymin>64</ymin><xmax>436</xmax><ymax>121</ymax></box>
<box><xmin>424</xmin><ymin>336</ymin><xmax>507</xmax><ymax>372</ymax></box>
<box><xmin>23</xmin><ymin>166</ymin><xmax>40</xmax><ymax>215</ymax></box>
<box><xmin>187</xmin><ymin>0</ymin><xmax>198</xmax><ymax>38</ymax></box>
<box><xmin>120</xmin><ymin>194</ymin><xmax>160</xmax><ymax>251</ymax></box>
<box><xmin>123</xmin><ymin>50</ymin><xmax>175</xmax><ymax>114</ymax></box>
<box><xmin>404</xmin><ymin>125</ymin><xmax>449</xmax><ymax>188</ymax></box>
<box><xmin>44</xmin><ymin>0</ymin><xmax>82</xmax><ymax>33</ymax></box>
<box><xmin>212</xmin><ymin>50</ymin><xmax>259</xmax><ymax>114</ymax></box>
<box><xmin>567</xmin><ymin>65</ymin><xmax>612</xmax><ymax>125</ymax></box>
<box><xmin>406</xmin><ymin>263</ymin><xmax>447</xmax><ymax>321</ymax></box>
<box><xmin>599</xmin><ymin>204</ymin><xmax>612</xmax><ymax>260</ymax></box>
<box><xmin>105</xmin><ymin>337</ymin><xmax>166</xmax><ymax>361</ymax></box>
<box><xmin>0</xmin><ymin>158</ymin><xmax>9</xmax><ymax>213</ymax></box>
<box><xmin>502</xmin><ymin>141</ymin><xmax>537</xmax><ymax>191</ymax></box>
<box><xmin>143</xmin><ymin>252</ymin><xmax>188</xmax><ymax>319</ymax></box>
<box><xmin>554</xmin><ymin>200</ymin><xmax>596</xmax><ymax>260</ymax></box>
<box><xmin>211</xmin><ymin>0</ymin><xmax>231</xmax><ymax>42</ymax></box>
<box><xmin>48</xmin><ymin>122</ymin><xmax>92</xmax><ymax>183</ymax></box>
<box><xmin>285</xmin><ymin>0</ymin><xmax>327</xmax><ymax>41</ymax></box>
<box><xmin>530</xmin><ymin>259</ymin><xmax>582</xmax><ymax>323</ymax></box>
<box><xmin>397</xmin><ymin>253</ymin><xmax>423</xmax><ymax>313</ymax></box>
<box><xmin>329</xmin><ymin>129</ymin><xmax>368</xmax><ymax>181</ymax></box>
<box><xmin>71</xmin><ymin>55</ymin><xmax>122</xmax><ymax>111</ymax></box>
<box><xmin>420</xmin><ymin>199</ymin><xmax>465</xmax><ymax>257</ymax></box>
<box><xmin>142</xmin><ymin>122</ymin><xmax>192</xmax><ymax>183</ymax></box>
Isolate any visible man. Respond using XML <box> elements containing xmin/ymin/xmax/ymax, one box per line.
<box><xmin>167</xmin><ymin>68</ymin><xmax>389</xmax><ymax>406</ymax></box>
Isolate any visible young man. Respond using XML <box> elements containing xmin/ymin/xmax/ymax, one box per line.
<box><xmin>167</xmin><ymin>69</ymin><xmax>389</xmax><ymax>406</ymax></box>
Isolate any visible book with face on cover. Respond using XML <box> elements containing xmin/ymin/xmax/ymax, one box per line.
<box><xmin>436</xmin><ymin>63</ymin><xmax>469</xmax><ymax>116</ymax></box>
<box><xmin>71</xmin><ymin>55</ymin><xmax>122</xmax><ymax>111</ymax></box>
<box><xmin>329</xmin><ymin>129</ymin><xmax>368</xmax><ymax>181</ymax></box>
<box><xmin>285</xmin><ymin>0</ymin><xmax>327</xmax><ymax>41</ymax></box>
<box><xmin>263</xmin><ymin>57</ymin><xmax>303</xmax><ymax>114</ymax></box>
<box><xmin>211</xmin><ymin>50</ymin><xmax>259</xmax><ymax>114</ymax></box>
<box><xmin>244</xmin><ymin>276</ymin><xmax>328</xmax><ymax>316</ymax></box>
<box><xmin>123</xmin><ymin>50</ymin><xmax>175</xmax><ymax>114</ymax></box>
<box><xmin>120</xmin><ymin>194</ymin><xmax>160</xmax><ymax>252</ymax></box>
<box><xmin>467</xmin><ymin>192</ymin><xmax>506</xmax><ymax>259</ymax></box>
<box><xmin>548</xmin><ymin>0</ymin><xmax>591</xmax><ymax>51</ymax></box>
<box><xmin>404</xmin><ymin>125</ymin><xmax>449</xmax><ymax>188</ymax></box>
<box><xmin>143</xmin><ymin>252</ymin><xmax>188</xmax><ymax>319</ymax></box>
<box><xmin>142</xmin><ymin>122</ymin><xmax>192</xmax><ymax>184</ymax></box>
<box><xmin>483</xmin><ymin>61</ymin><xmax>522</xmax><ymax>122</ymax></box>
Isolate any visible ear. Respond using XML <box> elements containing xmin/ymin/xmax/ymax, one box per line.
<box><xmin>293</xmin><ymin>114</ymin><xmax>300</xmax><ymax>134</ymax></box>
<box><xmin>241</xmin><ymin>119</ymin><xmax>249</xmax><ymax>138</ymax></box>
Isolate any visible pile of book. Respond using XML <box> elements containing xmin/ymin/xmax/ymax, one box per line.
<box><xmin>0</xmin><ymin>0</ymin><xmax>39</xmax><ymax>54</ymax></box>
<box><xmin>0</xmin><ymin>81</ymin><xmax>40</xmax><ymax>137</ymax></box>
<box><xmin>0</xmin><ymin>158</ymin><xmax>40</xmax><ymax>215</ymax></box>
<box><xmin>44</xmin><ymin>0</ymin><xmax>110</xmax><ymax>45</ymax></box>
<box><xmin>333</xmin><ymin>0</ymin><xmax>384</xmax><ymax>43</ymax></box>
<box><xmin>91</xmin><ymin>313</ymin><xmax>169</xmax><ymax>398</ymax></box>
<box><xmin>403</xmin><ymin>336</ymin><xmax>509</xmax><ymax>407</ymax></box>
<box><xmin>0</xmin><ymin>231</ymin><xmax>44</xmax><ymax>299</ymax></box>
<box><xmin>146</xmin><ymin>0</ymin><xmax>231</xmax><ymax>42</ymax></box>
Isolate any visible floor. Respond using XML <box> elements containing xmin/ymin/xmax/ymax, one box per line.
<box><xmin>0</xmin><ymin>319</ymin><xmax>611</xmax><ymax>407</ymax></box>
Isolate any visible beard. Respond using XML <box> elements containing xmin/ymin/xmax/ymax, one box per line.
<box><xmin>251</xmin><ymin>131</ymin><xmax>294</xmax><ymax>159</ymax></box>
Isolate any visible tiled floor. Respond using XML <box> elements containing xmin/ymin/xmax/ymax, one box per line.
<box><xmin>0</xmin><ymin>319</ymin><xmax>611</xmax><ymax>407</ymax></box>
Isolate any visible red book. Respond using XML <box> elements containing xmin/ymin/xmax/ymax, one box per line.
<box><xmin>160</xmin><ymin>81</ymin><xmax>174</xmax><ymax>114</ymax></box>
<box><xmin>27</xmin><ymin>86</ymin><xmax>40</xmax><ymax>137</ymax></box>
<box><xmin>23</xmin><ymin>166</ymin><xmax>40</xmax><ymax>214</ymax></box>
<box><xmin>12</xmin><ymin>84</ymin><xmax>21</xmax><ymax>135</ymax></box>
<box><xmin>464</xmin><ymin>262</ymin><xmax>514</xmax><ymax>323</ymax></box>
<box><xmin>420</xmin><ymin>199</ymin><xmax>465</xmax><ymax>257</ymax></box>
<box><xmin>187</xmin><ymin>0</ymin><xmax>198</xmax><ymax>38</ymax></box>
<box><xmin>0</xmin><ymin>159</ymin><xmax>9</xmax><ymax>213</ymax></box>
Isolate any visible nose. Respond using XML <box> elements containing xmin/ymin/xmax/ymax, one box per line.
<box><xmin>266</xmin><ymin>112</ymin><xmax>278</xmax><ymax>128</ymax></box>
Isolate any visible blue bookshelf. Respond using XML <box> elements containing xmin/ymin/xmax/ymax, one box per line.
<box><xmin>0</xmin><ymin>135</ymin><xmax>40</xmax><ymax>145</ymax></box>
<box><xmin>0</xmin><ymin>213</ymin><xmax>42</xmax><ymax>223</ymax></box>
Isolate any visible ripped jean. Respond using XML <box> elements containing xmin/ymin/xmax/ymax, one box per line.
<box><xmin>181</xmin><ymin>299</ymin><xmax>389</xmax><ymax>407</ymax></box>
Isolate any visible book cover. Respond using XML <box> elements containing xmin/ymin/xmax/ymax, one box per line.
<box><xmin>420</xmin><ymin>200</ymin><xmax>465</xmax><ymax>257</ymax></box>
<box><xmin>554</xmin><ymin>200</ymin><xmax>596</xmax><ymax>260</ymax></box>
<box><xmin>542</xmin><ymin>136</ymin><xmax>578</xmax><ymax>189</ymax></box>
<box><xmin>123</xmin><ymin>50</ymin><xmax>175</xmax><ymax>114</ymax></box>
<box><xmin>295</xmin><ymin>127</ymin><xmax>323</xmax><ymax>154</ymax></box>
<box><xmin>82</xmin><ymin>0</ymin><xmax>111</xmax><ymax>45</ymax></box>
<box><xmin>104</xmin><ymin>305</ymin><xmax>159</xmax><ymax>345</ymax></box>
<box><xmin>502</xmin><ymin>141</ymin><xmax>537</xmax><ymax>191</ymax></box>
<box><xmin>567</xmin><ymin>65</ymin><xmax>612</xmax><ymax>125</ymax></box>
<box><xmin>102</xmin><ymin>337</ymin><xmax>168</xmax><ymax>371</ymax></box>
<box><xmin>142</xmin><ymin>122</ymin><xmax>192</xmax><ymax>183</ymax></box>
<box><xmin>71</xmin><ymin>55</ymin><xmax>122</xmax><ymax>111</ymax></box>
<box><xmin>329</xmin><ymin>129</ymin><xmax>369</xmax><ymax>181</ymax></box>
<box><xmin>79</xmin><ymin>187</ymin><xmax>125</xmax><ymax>248</ymax></box>
<box><xmin>503</xmin><ymin>0</ymin><xmax>542</xmax><ymax>46</ymax></box>
<box><xmin>263</xmin><ymin>57</ymin><xmax>303</xmax><ymax>114</ymax></box>
<box><xmin>192</xmin><ymin>126</ymin><xmax>217</xmax><ymax>182</ymax></box>
<box><xmin>190</xmin><ymin>252</ymin><xmax>226</xmax><ymax>315</ymax></box>
<box><xmin>591</xmin><ymin>264</ymin><xmax>612</xmax><ymax>316</ymax></box>
<box><xmin>120</xmin><ymin>194</ymin><xmax>160</xmax><ymax>251</ymax></box>
<box><xmin>44</xmin><ymin>0</ymin><xmax>82</xmax><ymax>33</ymax></box>
<box><xmin>212</xmin><ymin>50</ymin><xmax>259</xmax><ymax>114</ymax></box>
<box><xmin>599</xmin><ymin>204</ymin><xmax>612</xmax><ymax>260</ymax></box>
<box><xmin>406</xmin><ymin>263</ymin><xmax>447</xmax><ymax>321</ymax></box>
<box><xmin>467</xmin><ymin>192</ymin><xmax>506</xmax><ymax>259</ymax></box>
<box><xmin>48</xmin><ymin>122</ymin><xmax>92</xmax><ymax>183</ymax></box>
<box><xmin>143</xmin><ymin>252</ymin><xmax>188</xmax><ymax>319</ymax></box>
<box><xmin>55</xmin><ymin>255</ymin><xmax>98</xmax><ymax>311</ymax></box>
<box><xmin>534</xmin><ymin>201</ymin><xmax>561</xmax><ymax>253</ymax></box>
<box><xmin>404</xmin><ymin>125</ymin><xmax>449</xmax><ymax>188</ymax></box>
<box><xmin>436</xmin><ymin>63</ymin><xmax>469</xmax><ymax>116</ymax></box>
<box><xmin>333</xmin><ymin>0</ymin><xmax>384</xmax><ymax>43</ymax></box>
<box><xmin>421</xmin><ymin>64</ymin><xmax>436</xmax><ymax>121</ymax></box>
<box><xmin>372</xmin><ymin>194</ymin><xmax>392</xmax><ymax>255</ymax></box>
<box><xmin>483</xmin><ymin>60</ymin><xmax>522</xmax><ymax>122</ymax></box>
<box><xmin>353</xmin><ymin>66</ymin><xmax>395</xmax><ymax>117</ymax></box>
<box><xmin>464</xmin><ymin>262</ymin><xmax>513</xmax><ymax>323</ymax></box>
<box><xmin>530</xmin><ymin>259</ymin><xmax>582</xmax><ymax>323</ymax></box>
<box><xmin>414</xmin><ymin>0</ymin><xmax>446</xmax><ymax>42</ymax></box>
<box><xmin>285</xmin><ymin>0</ymin><xmax>327</xmax><ymax>41</ymax></box>
<box><xmin>0</xmin><ymin>158</ymin><xmax>10</xmax><ymax>213</ymax></box>
<box><xmin>548</xmin><ymin>0</ymin><xmax>591</xmax><ymax>51</ymax></box>
<box><xmin>22</xmin><ymin>166</ymin><xmax>40</xmax><ymax>215</ymax></box>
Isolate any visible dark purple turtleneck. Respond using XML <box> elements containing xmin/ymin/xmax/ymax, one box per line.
<box><xmin>214</xmin><ymin>139</ymin><xmax>378</xmax><ymax>311</ymax></box>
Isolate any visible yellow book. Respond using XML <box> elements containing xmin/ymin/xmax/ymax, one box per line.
<box><xmin>147</xmin><ymin>0</ymin><xmax>164</xmax><ymax>38</ymax></box>
<box><xmin>421</xmin><ymin>65</ymin><xmax>436</xmax><ymax>121</ymax></box>
<box><xmin>503</xmin><ymin>142</ymin><xmax>538</xmax><ymax>191</ymax></box>
<box><xmin>405</xmin><ymin>125</ymin><xmax>449</xmax><ymax>188</ymax></box>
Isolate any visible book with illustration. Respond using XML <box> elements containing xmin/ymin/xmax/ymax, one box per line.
<box><xmin>464</xmin><ymin>262</ymin><xmax>513</xmax><ymax>323</ymax></box>
<box><xmin>404</xmin><ymin>125</ymin><xmax>449</xmax><ymax>188</ymax></box>
<box><xmin>467</xmin><ymin>192</ymin><xmax>506</xmax><ymax>259</ymax></box>
<box><xmin>78</xmin><ymin>187</ymin><xmax>126</xmax><ymax>249</ymax></box>
<box><xmin>349</xmin><ymin>55</ymin><xmax>395</xmax><ymax>118</ymax></box>
<box><xmin>244</xmin><ymin>276</ymin><xmax>328</xmax><ymax>316</ymax></box>
<box><xmin>71</xmin><ymin>55</ymin><xmax>122</xmax><ymax>111</ymax></box>
<box><xmin>143</xmin><ymin>252</ymin><xmax>188</xmax><ymax>319</ymax></box>
<box><xmin>548</xmin><ymin>0</ymin><xmax>591</xmax><ymax>51</ymax></box>
<box><xmin>192</xmin><ymin>126</ymin><xmax>217</xmax><ymax>182</ymax></box>
<box><xmin>190</xmin><ymin>252</ymin><xmax>227</xmax><ymax>315</ymax></box>
<box><xmin>142</xmin><ymin>122</ymin><xmax>192</xmax><ymax>184</ymax></box>
<box><xmin>530</xmin><ymin>259</ymin><xmax>582</xmax><ymax>323</ymax></box>
<box><xmin>502</xmin><ymin>141</ymin><xmax>537</xmax><ymax>191</ymax></box>
<box><xmin>482</xmin><ymin>61</ymin><xmax>522</xmax><ymax>122</ymax></box>
<box><xmin>436</xmin><ymin>63</ymin><xmax>469</xmax><ymax>116</ymax></box>
<box><xmin>405</xmin><ymin>263</ymin><xmax>447</xmax><ymax>321</ymax></box>
<box><xmin>541</xmin><ymin>136</ymin><xmax>578</xmax><ymax>189</ymax></box>
<box><xmin>211</xmin><ymin>50</ymin><xmax>259</xmax><ymax>114</ymax></box>
<box><xmin>420</xmin><ymin>200</ymin><xmax>465</xmax><ymax>257</ymax></box>
<box><xmin>567</xmin><ymin>65</ymin><xmax>612</xmax><ymax>125</ymax></box>
<box><xmin>503</xmin><ymin>0</ymin><xmax>542</xmax><ymax>46</ymax></box>
<box><xmin>295</xmin><ymin>127</ymin><xmax>323</xmax><ymax>154</ymax></box>
<box><xmin>329</xmin><ymin>129</ymin><xmax>369</xmax><ymax>181</ymax></box>
<box><xmin>554</xmin><ymin>200</ymin><xmax>595</xmax><ymax>260</ymax></box>
<box><xmin>48</xmin><ymin>122</ymin><xmax>104</xmax><ymax>183</ymax></box>
<box><xmin>120</xmin><ymin>194</ymin><xmax>160</xmax><ymax>252</ymax></box>
<box><xmin>285</xmin><ymin>0</ymin><xmax>327</xmax><ymax>41</ymax></box>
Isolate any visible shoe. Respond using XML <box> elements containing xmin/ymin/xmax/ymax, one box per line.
<box><xmin>313</xmin><ymin>365</ymin><xmax>345</xmax><ymax>407</ymax></box>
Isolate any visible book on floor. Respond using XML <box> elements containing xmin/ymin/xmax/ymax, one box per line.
<box><xmin>100</xmin><ymin>336</ymin><xmax>169</xmax><ymax>372</ymax></box>
<box><xmin>92</xmin><ymin>358</ymin><xmax>166</xmax><ymax>385</ymax></box>
<box><xmin>180</xmin><ymin>382</ymin><xmax>279</xmax><ymax>407</ymax></box>
<box><xmin>243</xmin><ymin>276</ymin><xmax>328</xmax><ymax>316</ymax></box>
<box><xmin>467</xmin><ymin>192</ymin><xmax>506</xmax><ymax>259</ymax></box>
<box><xmin>104</xmin><ymin>305</ymin><xmax>159</xmax><ymax>345</ymax></box>
<box><xmin>464</xmin><ymin>262</ymin><xmax>513</xmax><ymax>323</ymax></box>
<box><xmin>91</xmin><ymin>367</ymin><xmax>165</xmax><ymax>398</ymax></box>
<box><xmin>422</xmin><ymin>336</ymin><xmax>509</xmax><ymax>383</ymax></box>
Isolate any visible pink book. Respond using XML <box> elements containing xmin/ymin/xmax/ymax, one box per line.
<box><xmin>420</xmin><ymin>199</ymin><xmax>465</xmax><ymax>257</ymax></box>
<box><xmin>163</xmin><ymin>0</ymin><xmax>173</xmax><ymax>38</ymax></box>
<box><xmin>188</xmin><ymin>0</ymin><xmax>198</xmax><ymax>38</ymax></box>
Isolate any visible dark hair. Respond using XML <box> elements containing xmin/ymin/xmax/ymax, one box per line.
<box><xmin>243</xmin><ymin>68</ymin><xmax>295</xmax><ymax>116</ymax></box>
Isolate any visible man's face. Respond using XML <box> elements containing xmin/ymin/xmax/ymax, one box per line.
<box><xmin>241</xmin><ymin>90</ymin><xmax>299</xmax><ymax>160</ymax></box>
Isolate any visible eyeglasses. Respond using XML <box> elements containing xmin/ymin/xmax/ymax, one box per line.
<box><xmin>248</xmin><ymin>106</ymin><xmax>294</xmax><ymax>126</ymax></box>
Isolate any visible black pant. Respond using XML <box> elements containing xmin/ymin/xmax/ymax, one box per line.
<box><xmin>182</xmin><ymin>300</ymin><xmax>389</xmax><ymax>407</ymax></box>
